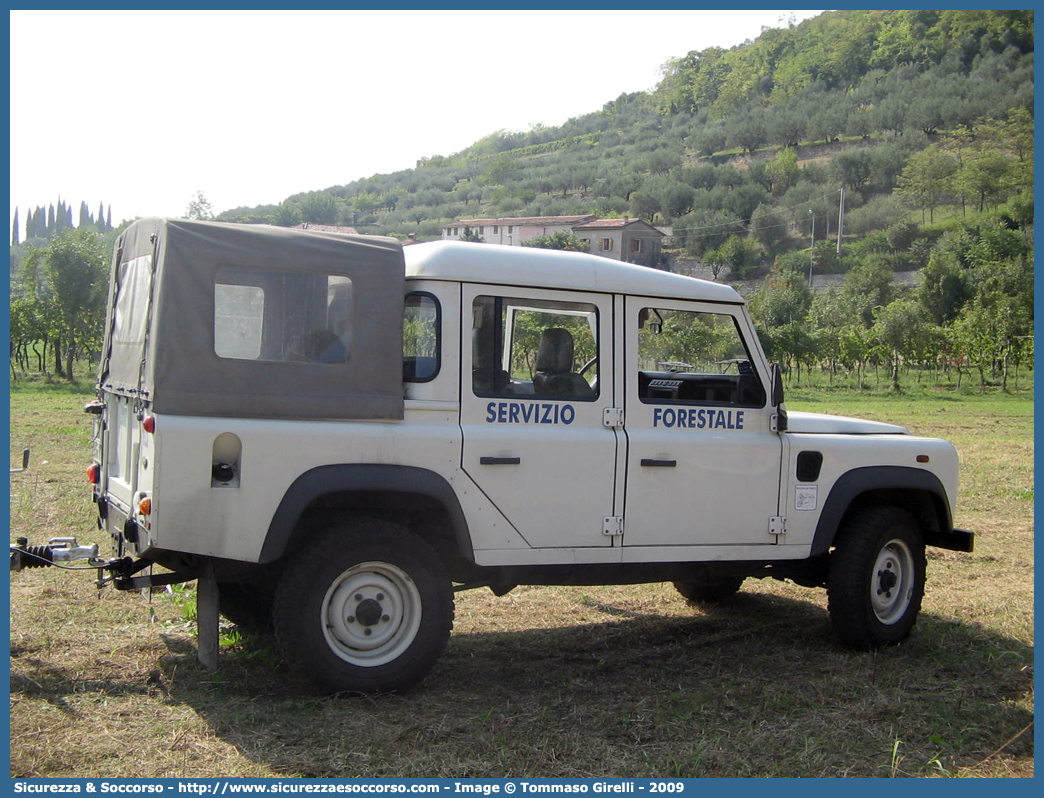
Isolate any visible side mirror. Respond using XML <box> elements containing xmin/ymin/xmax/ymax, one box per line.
<box><xmin>770</xmin><ymin>362</ymin><xmax>788</xmax><ymax>433</ymax></box>
<box><xmin>643</xmin><ymin>308</ymin><xmax>663</xmax><ymax>335</ymax></box>
<box><xmin>771</xmin><ymin>362</ymin><xmax>785</xmax><ymax>407</ymax></box>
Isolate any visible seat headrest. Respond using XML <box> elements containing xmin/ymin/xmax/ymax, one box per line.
<box><xmin>536</xmin><ymin>328</ymin><xmax>575</xmax><ymax>373</ymax></box>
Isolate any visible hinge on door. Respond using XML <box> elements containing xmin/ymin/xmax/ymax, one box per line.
<box><xmin>603</xmin><ymin>516</ymin><xmax>624</xmax><ymax>536</ymax></box>
<box><xmin>602</xmin><ymin>407</ymin><xmax>624</xmax><ymax>428</ymax></box>
<box><xmin>768</xmin><ymin>516</ymin><xmax>786</xmax><ymax>537</ymax></box>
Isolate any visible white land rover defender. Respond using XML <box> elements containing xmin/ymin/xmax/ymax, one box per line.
<box><xmin>20</xmin><ymin>218</ymin><xmax>975</xmax><ymax>693</ymax></box>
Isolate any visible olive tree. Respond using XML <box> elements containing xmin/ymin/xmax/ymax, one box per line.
<box><xmin>43</xmin><ymin>228</ymin><xmax>109</xmax><ymax>381</ymax></box>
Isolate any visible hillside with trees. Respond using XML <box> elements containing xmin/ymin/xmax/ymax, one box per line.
<box><xmin>10</xmin><ymin>9</ymin><xmax>1034</xmax><ymax>391</ymax></box>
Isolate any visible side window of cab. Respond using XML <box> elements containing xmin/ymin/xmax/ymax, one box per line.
<box><xmin>636</xmin><ymin>307</ymin><xmax>765</xmax><ymax>407</ymax></box>
<box><xmin>471</xmin><ymin>295</ymin><xmax>599</xmax><ymax>400</ymax></box>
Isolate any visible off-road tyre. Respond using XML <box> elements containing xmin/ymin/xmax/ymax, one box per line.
<box><xmin>674</xmin><ymin>576</ymin><xmax>745</xmax><ymax>605</ymax></box>
<box><xmin>273</xmin><ymin>519</ymin><xmax>454</xmax><ymax>694</ymax></box>
<box><xmin>827</xmin><ymin>506</ymin><xmax>926</xmax><ymax>649</ymax></box>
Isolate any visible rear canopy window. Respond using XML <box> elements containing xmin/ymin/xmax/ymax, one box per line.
<box><xmin>214</xmin><ymin>268</ymin><xmax>353</xmax><ymax>364</ymax></box>
<box><xmin>113</xmin><ymin>254</ymin><xmax>153</xmax><ymax>347</ymax></box>
<box><xmin>215</xmin><ymin>284</ymin><xmax>264</xmax><ymax>359</ymax></box>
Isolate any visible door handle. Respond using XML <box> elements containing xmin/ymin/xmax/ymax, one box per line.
<box><xmin>480</xmin><ymin>456</ymin><xmax>521</xmax><ymax>466</ymax></box>
<box><xmin>641</xmin><ymin>458</ymin><xmax>677</xmax><ymax>468</ymax></box>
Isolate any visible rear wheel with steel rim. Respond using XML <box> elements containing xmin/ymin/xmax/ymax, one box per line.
<box><xmin>321</xmin><ymin>560</ymin><xmax>422</xmax><ymax>668</ymax></box>
<box><xmin>274</xmin><ymin>520</ymin><xmax>453</xmax><ymax>693</ymax></box>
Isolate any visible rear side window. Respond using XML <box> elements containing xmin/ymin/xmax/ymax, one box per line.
<box><xmin>214</xmin><ymin>267</ymin><xmax>352</xmax><ymax>364</ymax></box>
<box><xmin>403</xmin><ymin>292</ymin><xmax>440</xmax><ymax>381</ymax></box>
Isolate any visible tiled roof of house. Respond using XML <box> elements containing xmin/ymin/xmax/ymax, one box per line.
<box><xmin>572</xmin><ymin>218</ymin><xmax>662</xmax><ymax>233</ymax></box>
<box><xmin>445</xmin><ymin>215</ymin><xmax>597</xmax><ymax>227</ymax></box>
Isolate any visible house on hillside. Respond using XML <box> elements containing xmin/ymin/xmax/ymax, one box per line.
<box><xmin>571</xmin><ymin>218</ymin><xmax>664</xmax><ymax>267</ymax></box>
<box><xmin>441</xmin><ymin>215</ymin><xmax>665</xmax><ymax>267</ymax></box>
<box><xmin>442</xmin><ymin>215</ymin><xmax>596</xmax><ymax>246</ymax></box>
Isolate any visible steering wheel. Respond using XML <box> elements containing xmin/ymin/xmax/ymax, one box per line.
<box><xmin>579</xmin><ymin>357</ymin><xmax>598</xmax><ymax>377</ymax></box>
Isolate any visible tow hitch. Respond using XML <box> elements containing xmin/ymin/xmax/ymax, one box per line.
<box><xmin>10</xmin><ymin>536</ymin><xmax>105</xmax><ymax>572</ymax></box>
<box><xmin>10</xmin><ymin>537</ymin><xmax>197</xmax><ymax>590</ymax></box>
<box><xmin>10</xmin><ymin>537</ymin><xmax>218</xmax><ymax>669</ymax></box>
<box><xmin>10</xmin><ymin>536</ymin><xmax>122</xmax><ymax>591</ymax></box>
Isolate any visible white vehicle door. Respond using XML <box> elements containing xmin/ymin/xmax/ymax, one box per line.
<box><xmin>622</xmin><ymin>297</ymin><xmax>783</xmax><ymax>548</ymax></box>
<box><xmin>460</xmin><ymin>286</ymin><xmax>620</xmax><ymax>549</ymax></box>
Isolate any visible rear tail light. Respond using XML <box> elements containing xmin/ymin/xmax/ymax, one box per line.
<box><xmin>142</xmin><ymin>415</ymin><xmax>156</xmax><ymax>434</ymax></box>
<box><xmin>87</xmin><ymin>463</ymin><xmax>101</xmax><ymax>484</ymax></box>
<box><xmin>138</xmin><ymin>496</ymin><xmax>152</xmax><ymax>516</ymax></box>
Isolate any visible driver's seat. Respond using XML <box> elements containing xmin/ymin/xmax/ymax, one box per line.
<box><xmin>533</xmin><ymin>328</ymin><xmax>595</xmax><ymax>399</ymax></box>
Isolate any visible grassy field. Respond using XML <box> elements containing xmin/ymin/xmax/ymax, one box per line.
<box><xmin>8</xmin><ymin>380</ymin><xmax>1034</xmax><ymax>778</ymax></box>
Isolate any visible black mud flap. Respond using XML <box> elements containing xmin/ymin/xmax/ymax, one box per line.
<box><xmin>928</xmin><ymin>527</ymin><xmax>974</xmax><ymax>553</ymax></box>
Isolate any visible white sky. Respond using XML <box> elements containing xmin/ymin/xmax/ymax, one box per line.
<box><xmin>9</xmin><ymin>9</ymin><xmax>824</xmax><ymax>233</ymax></box>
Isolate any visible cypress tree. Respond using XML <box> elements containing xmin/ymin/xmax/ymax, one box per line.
<box><xmin>31</xmin><ymin>206</ymin><xmax>44</xmax><ymax>239</ymax></box>
<box><xmin>12</xmin><ymin>208</ymin><xmax>19</xmax><ymax>245</ymax></box>
<box><xmin>54</xmin><ymin>199</ymin><xmax>71</xmax><ymax>232</ymax></box>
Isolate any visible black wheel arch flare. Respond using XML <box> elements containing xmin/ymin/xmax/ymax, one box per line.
<box><xmin>259</xmin><ymin>464</ymin><xmax>474</xmax><ymax>564</ymax></box>
<box><xmin>810</xmin><ymin>466</ymin><xmax>954</xmax><ymax>556</ymax></box>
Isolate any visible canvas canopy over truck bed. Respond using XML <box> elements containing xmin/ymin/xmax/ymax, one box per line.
<box><xmin>99</xmin><ymin>218</ymin><xmax>407</xmax><ymax>421</ymax></box>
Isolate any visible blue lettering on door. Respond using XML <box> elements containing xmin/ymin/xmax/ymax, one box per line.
<box><xmin>653</xmin><ymin>407</ymin><xmax>745</xmax><ymax>430</ymax></box>
<box><xmin>485</xmin><ymin>401</ymin><xmax>576</xmax><ymax>425</ymax></box>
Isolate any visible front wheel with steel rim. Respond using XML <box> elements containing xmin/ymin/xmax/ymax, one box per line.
<box><xmin>827</xmin><ymin>507</ymin><xmax>926</xmax><ymax>649</ymax></box>
<box><xmin>274</xmin><ymin>520</ymin><xmax>454</xmax><ymax>693</ymax></box>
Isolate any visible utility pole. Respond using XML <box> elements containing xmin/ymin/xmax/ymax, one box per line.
<box><xmin>808</xmin><ymin>209</ymin><xmax>815</xmax><ymax>288</ymax></box>
<box><xmin>837</xmin><ymin>186</ymin><xmax>846</xmax><ymax>256</ymax></box>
